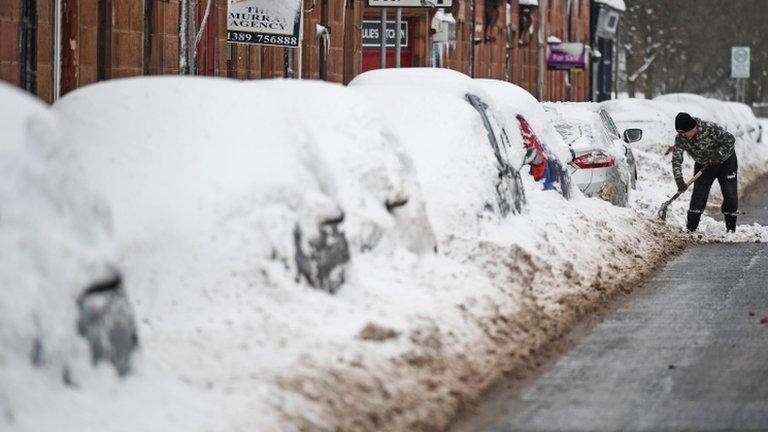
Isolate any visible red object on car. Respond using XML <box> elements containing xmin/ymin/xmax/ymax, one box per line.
<box><xmin>517</xmin><ymin>116</ymin><xmax>548</xmax><ymax>181</ymax></box>
<box><xmin>572</xmin><ymin>150</ymin><xmax>615</xmax><ymax>169</ymax></box>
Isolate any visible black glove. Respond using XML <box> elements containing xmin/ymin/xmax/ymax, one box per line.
<box><xmin>676</xmin><ymin>180</ymin><xmax>688</xmax><ymax>193</ymax></box>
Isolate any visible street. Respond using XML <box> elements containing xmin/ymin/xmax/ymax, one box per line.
<box><xmin>457</xmin><ymin>181</ymin><xmax>768</xmax><ymax>432</ymax></box>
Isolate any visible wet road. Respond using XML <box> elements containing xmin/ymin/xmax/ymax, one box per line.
<box><xmin>457</xmin><ymin>182</ymin><xmax>768</xmax><ymax>432</ymax></box>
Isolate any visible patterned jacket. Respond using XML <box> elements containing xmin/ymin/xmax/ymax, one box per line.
<box><xmin>672</xmin><ymin>117</ymin><xmax>735</xmax><ymax>188</ymax></box>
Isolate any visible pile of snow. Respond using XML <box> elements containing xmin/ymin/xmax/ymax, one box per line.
<box><xmin>47</xmin><ymin>74</ymin><xmax>680</xmax><ymax>431</ymax></box>
<box><xmin>51</xmin><ymin>76</ymin><xmax>445</xmax><ymax>429</ymax></box>
<box><xmin>5</xmin><ymin>69</ymin><xmax>768</xmax><ymax>432</ymax></box>
<box><xmin>0</xmin><ymin>82</ymin><xmax>116</xmax><ymax>425</ymax></box>
<box><xmin>0</xmin><ymin>83</ymin><xmax>207</xmax><ymax>431</ymax></box>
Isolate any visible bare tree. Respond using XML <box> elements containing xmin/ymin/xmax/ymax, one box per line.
<box><xmin>620</xmin><ymin>0</ymin><xmax>768</xmax><ymax>103</ymax></box>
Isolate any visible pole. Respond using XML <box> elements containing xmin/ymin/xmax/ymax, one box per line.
<box><xmin>53</xmin><ymin>0</ymin><xmax>62</xmax><ymax>101</ymax></box>
<box><xmin>395</xmin><ymin>8</ymin><xmax>402</xmax><ymax>68</ymax></box>
<box><xmin>742</xmin><ymin>79</ymin><xmax>747</xmax><ymax>104</ymax></box>
<box><xmin>298</xmin><ymin>7</ymin><xmax>303</xmax><ymax>79</ymax></box>
<box><xmin>380</xmin><ymin>8</ymin><xmax>387</xmax><ymax>69</ymax></box>
<box><xmin>565</xmin><ymin>0</ymin><xmax>572</xmax><ymax>101</ymax></box>
<box><xmin>613</xmin><ymin>20</ymin><xmax>620</xmax><ymax>99</ymax></box>
<box><xmin>284</xmin><ymin>48</ymin><xmax>292</xmax><ymax>78</ymax></box>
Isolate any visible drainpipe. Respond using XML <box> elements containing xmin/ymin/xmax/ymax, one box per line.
<box><xmin>504</xmin><ymin>2</ymin><xmax>512</xmax><ymax>82</ymax></box>
<box><xmin>395</xmin><ymin>8</ymin><xmax>402</xmax><ymax>68</ymax></box>
<box><xmin>319</xmin><ymin>0</ymin><xmax>328</xmax><ymax>80</ymax></box>
<box><xmin>53</xmin><ymin>0</ymin><xmax>62</xmax><ymax>101</ymax></box>
<box><xmin>469</xmin><ymin>0</ymin><xmax>475</xmax><ymax>77</ymax></box>
<box><xmin>565</xmin><ymin>0</ymin><xmax>572</xmax><ymax>101</ymax></box>
<box><xmin>536</xmin><ymin>0</ymin><xmax>546</xmax><ymax>100</ymax></box>
<box><xmin>380</xmin><ymin>8</ymin><xmax>387</xmax><ymax>68</ymax></box>
<box><xmin>613</xmin><ymin>18</ymin><xmax>620</xmax><ymax>99</ymax></box>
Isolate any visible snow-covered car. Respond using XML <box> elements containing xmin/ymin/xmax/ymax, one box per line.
<box><xmin>545</xmin><ymin>102</ymin><xmax>641</xmax><ymax>207</ymax></box>
<box><xmin>54</xmin><ymin>77</ymin><xmax>435</xmax><ymax>298</ymax></box>
<box><xmin>726</xmin><ymin>101</ymin><xmax>762</xmax><ymax>144</ymax></box>
<box><xmin>472</xmin><ymin>78</ymin><xmax>574</xmax><ymax>199</ymax></box>
<box><xmin>653</xmin><ymin>93</ymin><xmax>728</xmax><ymax>130</ymax></box>
<box><xmin>349</xmin><ymin>68</ymin><xmax>527</xmax><ymax>239</ymax></box>
<box><xmin>1</xmin><ymin>82</ymin><xmax>138</xmax><ymax>407</ymax></box>
<box><xmin>600</xmin><ymin>98</ymin><xmax>679</xmax><ymax>154</ymax></box>
<box><xmin>651</xmin><ymin>95</ymin><xmax>760</xmax><ymax>146</ymax></box>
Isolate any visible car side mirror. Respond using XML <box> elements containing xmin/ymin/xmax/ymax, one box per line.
<box><xmin>623</xmin><ymin>128</ymin><xmax>643</xmax><ymax>143</ymax></box>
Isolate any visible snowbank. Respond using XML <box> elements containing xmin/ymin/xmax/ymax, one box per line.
<box><xmin>0</xmin><ymin>83</ymin><xmax>199</xmax><ymax>432</ymax></box>
<box><xmin>0</xmin><ymin>82</ymin><xmax>114</xmax><ymax>427</ymax></box>
<box><xmin>5</xmin><ymin>73</ymin><xmax>768</xmax><ymax>432</ymax></box>
<box><xmin>53</xmin><ymin>76</ymin><xmax>444</xmax><ymax>429</ymax></box>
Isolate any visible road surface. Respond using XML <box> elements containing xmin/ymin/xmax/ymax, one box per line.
<box><xmin>456</xmin><ymin>180</ymin><xmax>768</xmax><ymax>432</ymax></box>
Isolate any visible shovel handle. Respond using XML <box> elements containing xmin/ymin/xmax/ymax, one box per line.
<box><xmin>658</xmin><ymin>167</ymin><xmax>708</xmax><ymax>220</ymax></box>
<box><xmin>669</xmin><ymin>169</ymin><xmax>706</xmax><ymax>201</ymax></box>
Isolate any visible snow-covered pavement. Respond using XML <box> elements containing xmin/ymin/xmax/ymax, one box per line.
<box><xmin>3</xmin><ymin>78</ymin><xmax>768</xmax><ymax>432</ymax></box>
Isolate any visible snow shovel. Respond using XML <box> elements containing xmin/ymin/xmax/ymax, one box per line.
<box><xmin>657</xmin><ymin>169</ymin><xmax>706</xmax><ymax>220</ymax></box>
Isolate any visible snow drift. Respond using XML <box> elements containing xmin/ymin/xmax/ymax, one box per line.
<box><xmin>3</xmin><ymin>72</ymin><xmax>768</xmax><ymax>432</ymax></box>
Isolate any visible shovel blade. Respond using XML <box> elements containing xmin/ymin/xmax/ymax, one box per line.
<box><xmin>657</xmin><ymin>205</ymin><xmax>668</xmax><ymax>220</ymax></box>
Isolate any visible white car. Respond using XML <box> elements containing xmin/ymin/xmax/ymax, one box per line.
<box><xmin>545</xmin><ymin>102</ymin><xmax>641</xmax><ymax>206</ymax></box>
<box><xmin>653</xmin><ymin>93</ymin><xmax>728</xmax><ymax>130</ymax></box>
<box><xmin>652</xmin><ymin>94</ymin><xmax>761</xmax><ymax>146</ymax></box>
<box><xmin>600</xmin><ymin>98</ymin><xmax>679</xmax><ymax>154</ymax></box>
<box><xmin>726</xmin><ymin>101</ymin><xmax>762</xmax><ymax>144</ymax></box>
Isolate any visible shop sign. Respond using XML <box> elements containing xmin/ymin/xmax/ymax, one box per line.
<box><xmin>227</xmin><ymin>0</ymin><xmax>303</xmax><ymax>48</ymax></box>
<box><xmin>362</xmin><ymin>20</ymin><xmax>408</xmax><ymax>48</ymax></box>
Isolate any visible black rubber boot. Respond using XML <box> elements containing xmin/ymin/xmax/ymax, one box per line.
<box><xmin>687</xmin><ymin>211</ymin><xmax>702</xmax><ymax>232</ymax></box>
<box><xmin>725</xmin><ymin>214</ymin><xmax>737</xmax><ymax>233</ymax></box>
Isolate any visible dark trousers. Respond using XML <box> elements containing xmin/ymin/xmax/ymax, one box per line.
<box><xmin>687</xmin><ymin>153</ymin><xmax>738</xmax><ymax>232</ymax></box>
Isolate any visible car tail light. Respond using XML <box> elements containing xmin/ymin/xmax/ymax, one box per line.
<box><xmin>573</xmin><ymin>151</ymin><xmax>615</xmax><ymax>169</ymax></box>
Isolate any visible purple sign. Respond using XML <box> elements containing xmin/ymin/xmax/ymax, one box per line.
<box><xmin>547</xmin><ymin>43</ymin><xmax>587</xmax><ymax>70</ymax></box>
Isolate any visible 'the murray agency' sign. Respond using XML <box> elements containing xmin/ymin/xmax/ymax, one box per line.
<box><xmin>227</xmin><ymin>0</ymin><xmax>303</xmax><ymax>48</ymax></box>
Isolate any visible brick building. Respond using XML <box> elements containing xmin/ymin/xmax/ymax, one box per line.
<box><xmin>1</xmin><ymin>0</ymin><xmax>606</xmax><ymax>104</ymax></box>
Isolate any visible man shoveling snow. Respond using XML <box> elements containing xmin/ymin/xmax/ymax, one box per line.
<box><xmin>671</xmin><ymin>112</ymin><xmax>738</xmax><ymax>232</ymax></box>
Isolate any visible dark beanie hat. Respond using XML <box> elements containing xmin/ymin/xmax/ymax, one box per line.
<box><xmin>675</xmin><ymin>112</ymin><xmax>697</xmax><ymax>132</ymax></box>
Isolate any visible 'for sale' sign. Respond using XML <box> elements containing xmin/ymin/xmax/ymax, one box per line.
<box><xmin>227</xmin><ymin>0</ymin><xmax>303</xmax><ymax>48</ymax></box>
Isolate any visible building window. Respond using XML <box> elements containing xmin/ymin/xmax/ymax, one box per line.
<box><xmin>143</xmin><ymin>0</ymin><xmax>152</xmax><ymax>75</ymax></box>
<box><xmin>19</xmin><ymin>0</ymin><xmax>37</xmax><ymax>93</ymax></box>
<box><xmin>98</xmin><ymin>0</ymin><xmax>112</xmax><ymax>80</ymax></box>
